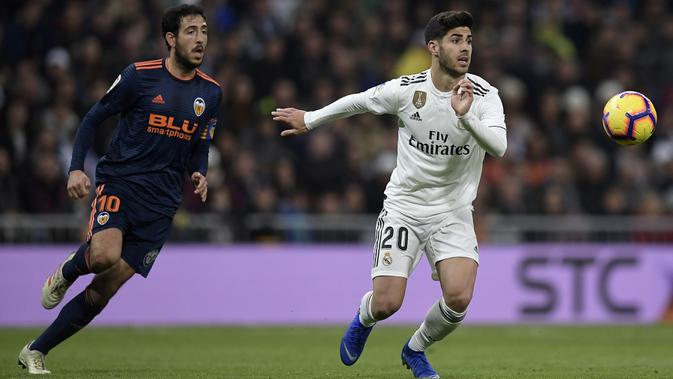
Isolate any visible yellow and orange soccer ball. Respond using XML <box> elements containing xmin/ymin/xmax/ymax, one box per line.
<box><xmin>602</xmin><ymin>91</ymin><xmax>657</xmax><ymax>145</ymax></box>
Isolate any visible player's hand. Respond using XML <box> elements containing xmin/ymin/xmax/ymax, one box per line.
<box><xmin>191</xmin><ymin>172</ymin><xmax>208</xmax><ymax>202</ymax></box>
<box><xmin>67</xmin><ymin>170</ymin><xmax>91</xmax><ymax>199</ymax></box>
<box><xmin>451</xmin><ymin>79</ymin><xmax>474</xmax><ymax>117</ymax></box>
<box><xmin>272</xmin><ymin>108</ymin><xmax>308</xmax><ymax>137</ymax></box>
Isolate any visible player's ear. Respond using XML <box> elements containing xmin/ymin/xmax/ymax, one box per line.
<box><xmin>165</xmin><ymin>32</ymin><xmax>176</xmax><ymax>49</ymax></box>
<box><xmin>427</xmin><ymin>40</ymin><xmax>439</xmax><ymax>57</ymax></box>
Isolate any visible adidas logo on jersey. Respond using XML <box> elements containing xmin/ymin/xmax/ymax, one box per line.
<box><xmin>152</xmin><ymin>94</ymin><xmax>165</xmax><ymax>104</ymax></box>
<box><xmin>410</xmin><ymin>112</ymin><xmax>422</xmax><ymax>121</ymax></box>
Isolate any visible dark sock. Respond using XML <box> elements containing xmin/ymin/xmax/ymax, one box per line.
<box><xmin>61</xmin><ymin>243</ymin><xmax>90</xmax><ymax>282</ymax></box>
<box><xmin>31</xmin><ymin>289</ymin><xmax>103</xmax><ymax>354</ymax></box>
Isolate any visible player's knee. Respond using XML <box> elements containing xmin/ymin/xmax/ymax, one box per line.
<box><xmin>443</xmin><ymin>291</ymin><xmax>472</xmax><ymax>313</ymax></box>
<box><xmin>88</xmin><ymin>246</ymin><xmax>119</xmax><ymax>273</ymax></box>
<box><xmin>372</xmin><ymin>296</ymin><xmax>403</xmax><ymax>320</ymax></box>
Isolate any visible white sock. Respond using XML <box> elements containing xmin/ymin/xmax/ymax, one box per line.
<box><xmin>408</xmin><ymin>298</ymin><xmax>466</xmax><ymax>351</ymax></box>
<box><xmin>358</xmin><ymin>290</ymin><xmax>377</xmax><ymax>327</ymax></box>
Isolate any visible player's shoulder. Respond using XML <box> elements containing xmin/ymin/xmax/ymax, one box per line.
<box><xmin>133</xmin><ymin>58</ymin><xmax>164</xmax><ymax>72</ymax></box>
<box><xmin>195</xmin><ymin>68</ymin><xmax>223</xmax><ymax>99</ymax></box>
<box><xmin>195</xmin><ymin>69</ymin><xmax>221</xmax><ymax>89</ymax></box>
<box><xmin>397</xmin><ymin>70</ymin><xmax>430</xmax><ymax>87</ymax></box>
<box><xmin>126</xmin><ymin>59</ymin><xmax>164</xmax><ymax>82</ymax></box>
<box><xmin>466</xmin><ymin>73</ymin><xmax>497</xmax><ymax>97</ymax></box>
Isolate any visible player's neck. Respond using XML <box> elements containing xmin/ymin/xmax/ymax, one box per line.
<box><xmin>430</xmin><ymin>63</ymin><xmax>463</xmax><ymax>93</ymax></box>
<box><xmin>165</xmin><ymin>55</ymin><xmax>196</xmax><ymax>80</ymax></box>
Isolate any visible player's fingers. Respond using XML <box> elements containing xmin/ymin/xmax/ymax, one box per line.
<box><xmin>460</xmin><ymin>81</ymin><xmax>473</xmax><ymax>93</ymax></box>
<box><xmin>81</xmin><ymin>184</ymin><xmax>90</xmax><ymax>197</ymax></box>
<box><xmin>201</xmin><ymin>187</ymin><xmax>207</xmax><ymax>202</ymax></box>
<box><xmin>282</xmin><ymin>128</ymin><xmax>306</xmax><ymax>137</ymax></box>
<box><xmin>274</xmin><ymin>113</ymin><xmax>297</xmax><ymax>123</ymax></box>
<box><xmin>272</xmin><ymin>108</ymin><xmax>294</xmax><ymax>116</ymax></box>
<box><xmin>72</xmin><ymin>186</ymin><xmax>83</xmax><ymax>199</ymax></box>
<box><xmin>72</xmin><ymin>184</ymin><xmax>82</xmax><ymax>198</ymax></box>
<box><xmin>77</xmin><ymin>184</ymin><xmax>88</xmax><ymax>199</ymax></box>
<box><xmin>67</xmin><ymin>186</ymin><xmax>76</xmax><ymax>199</ymax></box>
<box><xmin>192</xmin><ymin>173</ymin><xmax>204</xmax><ymax>188</ymax></box>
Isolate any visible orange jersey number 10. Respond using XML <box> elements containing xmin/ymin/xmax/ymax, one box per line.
<box><xmin>98</xmin><ymin>195</ymin><xmax>121</xmax><ymax>212</ymax></box>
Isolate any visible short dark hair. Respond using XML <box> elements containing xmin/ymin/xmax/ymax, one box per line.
<box><xmin>424</xmin><ymin>11</ymin><xmax>473</xmax><ymax>44</ymax></box>
<box><xmin>161</xmin><ymin>4</ymin><xmax>207</xmax><ymax>51</ymax></box>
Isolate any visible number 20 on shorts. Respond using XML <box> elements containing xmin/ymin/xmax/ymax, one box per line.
<box><xmin>381</xmin><ymin>226</ymin><xmax>409</xmax><ymax>251</ymax></box>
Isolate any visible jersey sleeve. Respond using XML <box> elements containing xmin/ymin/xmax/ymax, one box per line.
<box><xmin>477</xmin><ymin>88</ymin><xmax>506</xmax><ymax>129</ymax></box>
<box><xmin>99</xmin><ymin>64</ymin><xmax>141</xmax><ymax>114</ymax></box>
<box><xmin>68</xmin><ymin>64</ymin><xmax>140</xmax><ymax>172</ymax></box>
<box><xmin>457</xmin><ymin>86</ymin><xmax>507</xmax><ymax>158</ymax></box>
<box><xmin>302</xmin><ymin>79</ymin><xmax>401</xmax><ymax>128</ymax></box>
<box><xmin>363</xmin><ymin>78</ymin><xmax>401</xmax><ymax>115</ymax></box>
<box><xmin>189</xmin><ymin>90</ymin><xmax>222</xmax><ymax>176</ymax></box>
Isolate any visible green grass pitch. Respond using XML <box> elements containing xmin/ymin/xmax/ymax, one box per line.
<box><xmin>2</xmin><ymin>325</ymin><xmax>672</xmax><ymax>378</ymax></box>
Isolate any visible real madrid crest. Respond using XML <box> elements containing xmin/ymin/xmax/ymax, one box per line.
<box><xmin>413</xmin><ymin>91</ymin><xmax>426</xmax><ymax>109</ymax></box>
<box><xmin>382</xmin><ymin>252</ymin><xmax>393</xmax><ymax>266</ymax></box>
<box><xmin>193</xmin><ymin>97</ymin><xmax>206</xmax><ymax>117</ymax></box>
<box><xmin>96</xmin><ymin>212</ymin><xmax>110</xmax><ymax>225</ymax></box>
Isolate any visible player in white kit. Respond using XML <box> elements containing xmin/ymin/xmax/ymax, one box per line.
<box><xmin>272</xmin><ymin>11</ymin><xmax>506</xmax><ymax>379</ymax></box>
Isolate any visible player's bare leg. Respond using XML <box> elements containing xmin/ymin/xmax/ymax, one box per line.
<box><xmin>340</xmin><ymin>276</ymin><xmax>406</xmax><ymax>365</ymax></box>
<box><xmin>371</xmin><ymin>276</ymin><xmax>407</xmax><ymax>320</ymax></box>
<box><xmin>403</xmin><ymin>257</ymin><xmax>477</xmax><ymax>378</ymax></box>
<box><xmin>88</xmin><ymin>228</ymin><xmax>124</xmax><ymax>273</ymax></box>
<box><xmin>84</xmin><ymin>256</ymin><xmax>136</xmax><ymax>309</ymax></box>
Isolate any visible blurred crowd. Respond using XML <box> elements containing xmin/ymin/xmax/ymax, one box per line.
<box><xmin>2</xmin><ymin>0</ymin><xmax>673</xmax><ymax>232</ymax></box>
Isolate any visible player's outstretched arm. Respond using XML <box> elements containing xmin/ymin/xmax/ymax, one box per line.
<box><xmin>272</xmin><ymin>108</ymin><xmax>308</xmax><ymax>137</ymax></box>
<box><xmin>273</xmin><ymin>88</ymin><xmax>385</xmax><ymax>136</ymax></box>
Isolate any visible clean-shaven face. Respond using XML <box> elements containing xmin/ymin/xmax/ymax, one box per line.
<box><xmin>437</xmin><ymin>26</ymin><xmax>472</xmax><ymax>77</ymax></box>
<box><xmin>174</xmin><ymin>14</ymin><xmax>208</xmax><ymax>70</ymax></box>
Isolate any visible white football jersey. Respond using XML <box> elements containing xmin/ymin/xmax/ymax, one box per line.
<box><xmin>363</xmin><ymin>69</ymin><xmax>506</xmax><ymax>217</ymax></box>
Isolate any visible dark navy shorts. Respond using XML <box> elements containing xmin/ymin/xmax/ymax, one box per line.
<box><xmin>86</xmin><ymin>181</ymin><xmax>173</xmax><ymax>277</ymax></box>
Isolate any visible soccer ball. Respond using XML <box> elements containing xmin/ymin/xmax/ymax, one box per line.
<box><xmin>601</xmin><ymin>91</ymin><xmax>657</xmax><ymax>145</ymax></box>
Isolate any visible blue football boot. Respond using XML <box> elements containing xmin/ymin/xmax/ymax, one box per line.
<box><xmin>401</xmin><ymin>340</ymin><xmax>440</xmax><ymax>378</ymax></box>
<box><xmin>339</xmin><ymin>312</ymin><xmax>374</xmax><ymax>365</ymax></box>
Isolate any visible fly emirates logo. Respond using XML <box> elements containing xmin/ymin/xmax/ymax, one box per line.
<box><xmin>409</xmin><ymin>131</ymin><xmax>471</xmax><ymax>156</ymax></box>
<box><xmin>147</xmin><ymin>113</ymin><xmax>198</xmax><ymax>141</ymax></box>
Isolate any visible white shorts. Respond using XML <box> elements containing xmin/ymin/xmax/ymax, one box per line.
<box><xmin>370</xmin><ymin>205</ymin><xmax>479</xmax><ymax>280</ymax></box>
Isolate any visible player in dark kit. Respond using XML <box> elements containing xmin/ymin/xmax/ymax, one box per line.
<box><xmin>18</xmin><ymin>5</ymin><xmax>221</xmax><ymax>374</ymax></box>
